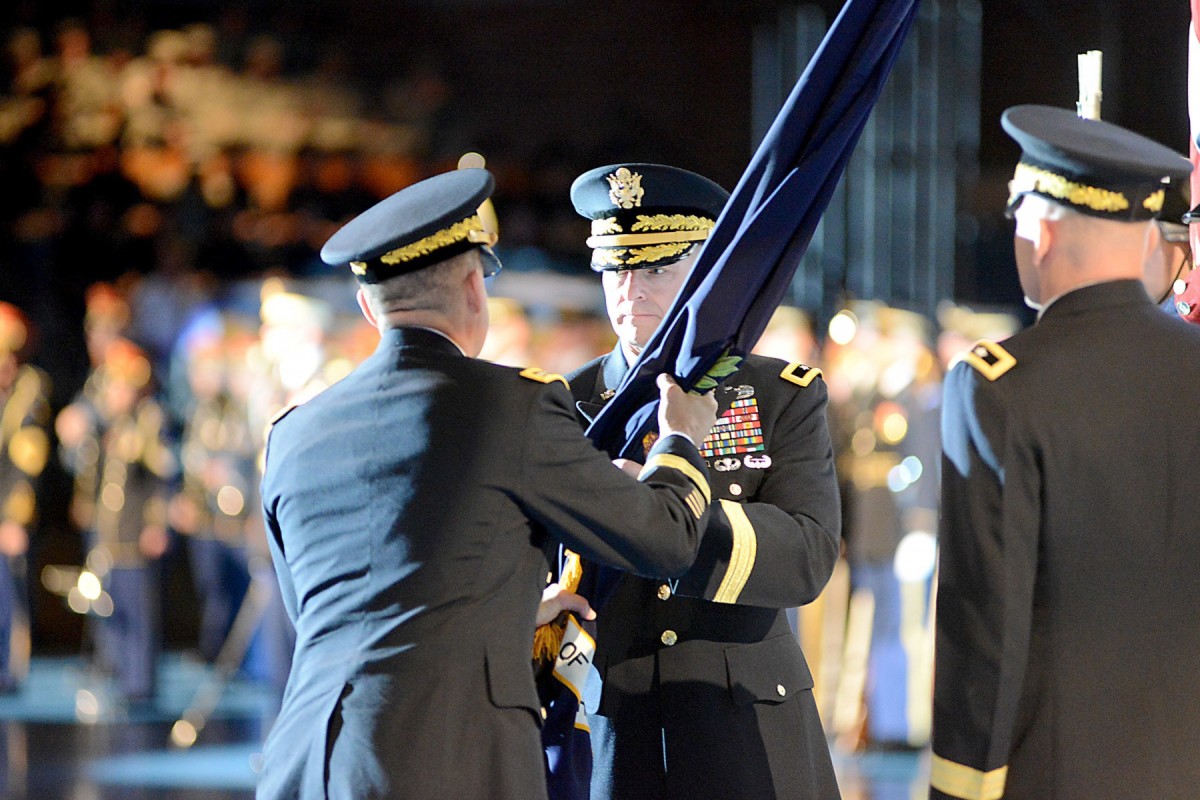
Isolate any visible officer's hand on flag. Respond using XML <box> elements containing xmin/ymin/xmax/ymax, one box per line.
<box><xmin>657</xmin><ymin>373</ymin><xmax>717</xmax><ymax>446</ymax></box>
<box><xmin>537</xmin><ymin>583</ymin><xmax>596</xmax><ymax>626</ymax></box>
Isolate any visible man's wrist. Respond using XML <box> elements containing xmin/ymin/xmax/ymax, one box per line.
<box><xmin>660</xmin><ymin>431</ymin><xmax>696</xmax><ymax>447</ymax></box>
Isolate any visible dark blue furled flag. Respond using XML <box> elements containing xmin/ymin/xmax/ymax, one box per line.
<box><xmin>542</xmin><ymin>0</ymin><xmax>921</xmax><ymax>796</ymax></box>
<box><xmin>591</xmin><ymin>0</ymin><xmax>921</xmax><ymax>457</ymax></box>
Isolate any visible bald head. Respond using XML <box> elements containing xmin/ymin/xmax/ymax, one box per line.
<box><xmin>1012</xmin><ymin>194</ymin><xmax>1157</xmax><ymax>308</ymax></box>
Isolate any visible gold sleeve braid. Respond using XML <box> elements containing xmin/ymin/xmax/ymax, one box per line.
<box><xmin>930</xmin><ymin>754</ymin><xmax>1007</xmax><ymax>800</ymax></box>
<box><xmin>711</xmin><ymin>499</ymin><xmax>758</xmax><ymax>604</ymax></box>
<box><xmin>639</xmin><ymin>452</ymin><xmax>711</xmax><ymax>511</ymax></box>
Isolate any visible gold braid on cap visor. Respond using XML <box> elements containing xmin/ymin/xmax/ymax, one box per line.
<box><xmin>1007</xmin><ymin>162</ymin><xmax>1165</xmax><ymax>215</ymax></box>
<box><xmin>350</xmin><ymin>215</ymin><xmax>497</xmax><ymax>275</ymax></box>
<box><xmin>591</xmin><ymin>241</ymin><xmax>696</xmax><ymax>268</ymax></box>
<box><xmin>587</xmin><ymin>213</ymin><xmax>715</xmax><ymax>267</ymax></box>
<box><xmin>587</xmin><ymin>214</ymin><xmax>715</xmax><ymax>248</ymax></box>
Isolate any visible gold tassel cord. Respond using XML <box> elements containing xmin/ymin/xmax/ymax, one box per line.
<box><xmin>532</xmin><ymin>549</ymin><xmax>583</xmax><ymax>664</ymax></box>
<box><xmin>559</xmin><ymin>549</ymin><xmax>582</xmax><ymax>592</ymax></box>
<box><xmin>533</xmin><ymin>616</ymin><xmax>567</xmax><ymax>664</ymax></box>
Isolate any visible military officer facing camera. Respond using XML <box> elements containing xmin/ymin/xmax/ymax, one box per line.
<box><xmin>256</xmin><ymin>167</ymin><xmax>719</xmax><ymax>800</ymax></box>
<box><xmin>1142</xmin><ymin>181</ymin><xmax>1192</xmax><ymax>313</ymax></box>
<box><xmin>556</xmin><ymin>163</ymin><xmax>841</xmax><ymax>799</ymax></box>
<box><xmin>931</xmin><ymin>105</ymin><xmax>1200</xmax><ymax>800</ymax></box>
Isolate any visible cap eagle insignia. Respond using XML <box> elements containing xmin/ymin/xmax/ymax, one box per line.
<box><xmin>606</xmin><ymin>167</ymin><xmax>644</xmax><ymax>209</ymax></box>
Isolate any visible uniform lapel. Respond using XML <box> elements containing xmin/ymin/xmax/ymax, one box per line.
<box><xmin>576</xmin><ymin>347</ymin><xmax>630</xmax><ymax>423</ymax></box>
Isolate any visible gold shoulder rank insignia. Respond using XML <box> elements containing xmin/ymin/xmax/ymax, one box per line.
<box><xmin>519</xmin><ymin>367</ymin><xmax>569</xmax><ymax>389</ymax></box>
<box><xmin>780</xmin><ymin>362</ymin><xmax>822</xmax><ymax>388</ymax></box>
<box><xmin>963</xmin><ymin>339</ymin><xmax>1016</xmax><ymax>381</ymax></box>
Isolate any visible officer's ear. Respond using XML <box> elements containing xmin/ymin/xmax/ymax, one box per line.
<box><xmin>356</xmin><ymin>288</ymin><xmax>379</xmax><ymax>328</ymax></box>
<box><xmin>1013</xmin><ymin>195</ymin><xmax>1056</xmax><ymax>267</ymax></box>
<box><xmin>1141</xmin><ymin>219</ymin><xmax>1162</xmax><ymax>269</ymax></box>
<box><xmin>463</xmin><ymin>261</ymin><xmax>486</xmax><ymax>316</ymax></box>
<box><xmin>1033</xmin><ymin>217</ymin><xmax>1054</xmax><ymax>265</ymax></box>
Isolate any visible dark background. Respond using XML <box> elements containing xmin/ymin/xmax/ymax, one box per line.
<box><xmin>4</xmin><ymin>0</ymin><xmax>1192</xmax><ymax>230</ymax></box>
<box><xmin>2</xmin><ymin>0</ymin><xmax>1193</xmax><ymax>650</ymax></box>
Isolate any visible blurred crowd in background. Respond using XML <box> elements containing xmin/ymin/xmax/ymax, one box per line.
<box><xmin>0</xmin><ymin>10</ymin><xmax>603</xmax><ymax>399</ymax></box>
<box><xmin>0</xmin><ymin>11</ymin><xmax>1028</xmax><ymax>753</ymax></box>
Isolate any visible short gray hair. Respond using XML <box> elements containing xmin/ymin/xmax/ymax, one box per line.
<box><xmin>359</xmin><ymin>249</ymin><xmax>481</xmax><ymax>318</ymax></box>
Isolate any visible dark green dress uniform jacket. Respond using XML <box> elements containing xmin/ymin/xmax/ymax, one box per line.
<box><xmin>932</xmin><ymin>280</ymin><xmax>1200</xmax><ymax>800</ymax></box>
<box><xmin>257</xmin><ymin>327</ymin><xmax>714</xmax><ymax>800</ymax></box>
<box><xmin>569</xmin><ymin>348</ymin><xmax>842</xmax><ymax>800</ymax></box>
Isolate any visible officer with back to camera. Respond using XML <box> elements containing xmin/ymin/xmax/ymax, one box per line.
<box><xmin>931</xmin><ymin>105</ymin><xmax>1200</xmax><ymax>799</ymax></box>
<box><xmin>256</xmin><ymin>167</ymin><xmax>719</xmax><ymax>800</ymax></box>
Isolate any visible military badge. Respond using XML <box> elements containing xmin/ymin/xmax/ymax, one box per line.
<box><xmin>642</xmin><ymin>431</ymin><xmax>659</xmax><ymax>457</ymax></box>
<box><xmin>733</xmin><ymin>384</ymin><xmax>755</xmax><ymax>400</ymax></box>
<box><xmin>781</xmin><ymin>362</ymin><xmax>822</xmax><ymax>388</ymax></box>
<box><xmin>519</xmin><ymin>367</ymin><xmax>569</xmax><ymax>388</ymax></box>
<box><xmin>963</xmin><ymin>340</ymin><xmax>1016</xmax><ymax>381</ymax></box>
<box><xmin>744</xmin><ymin>454</ymin><xmax>772</xmax><ymax>469</ymax></box>
<box><xmin>713</xmin><ymin>457</ymin><xmax>742</xmax><ymax>472</ymax></box>
<box><xmin>700</xmin><ymin>397</ymin><xmax>764</xmax><ymax>458</ymax></box>
<box><xmin>606</xmin><ymin>167</ymin><xmax>645</xmax><ymax>209</ymax></box>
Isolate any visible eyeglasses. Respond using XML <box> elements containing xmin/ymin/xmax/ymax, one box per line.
<box><xmin>1158</xmin><ymin>221</ymin><xmax>1190</xmax><ymax>244</ymax></box>
<box><xmin>479</xmin><ymin>245</ymin><xmax>503</xmax><ymax>278</ymax></box>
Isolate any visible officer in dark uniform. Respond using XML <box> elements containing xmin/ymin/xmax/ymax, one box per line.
<box><xmin>55</xmin><ymin>284</ymin><xmax>133</xmax><ymax>537</ymax></box>
<box><xmin>932</xmin><ymin>105</ymin><xmax>1200</xmax><ymax>799</ymax></box>
<box><xmin>171</xmin><ymin>330</ymin><xmax>257</xmax><ymax>664</ymax></box>
<box><xmin>60</xmin><ymin>338</ymin><xmax>176</xmax><ymax>704</ymax></box>
<box><xmin>257</xmin><ymin>168</ymin><xmax>720</xmax><ymax>800</ymax></box>
<box><xmin>1142</xmin><ymin>181</ymin><xmax>1191</xmax><ymax>314</ymax></box>
<box><xmin>563</xmin><ymin>163</ymin><xmax>841</xmax><ymax>799</ymax></box>
<box><xmin>0</xmin><ymin>303</ymin><xmax>51</xmax><ymax>692</ymax></box>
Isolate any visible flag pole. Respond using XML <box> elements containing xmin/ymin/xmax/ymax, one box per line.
<box><xmin>1076</xmin><ymin>49</ymin><xmax>1102</xmax><ymax>120</ymax></box>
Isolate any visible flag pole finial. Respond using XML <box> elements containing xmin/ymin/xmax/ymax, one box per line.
<box><xmin>1077</xmin><ymin>50</ymin><xmax>1103</xmax><ymax>120</ymax></box>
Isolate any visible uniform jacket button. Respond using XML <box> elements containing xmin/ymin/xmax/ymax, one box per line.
<box><xmin>656</xmin><ymin>584</ymin><xmax>671</xmax><ymax>601</ymax></box>
<box><xmin>776</xmin><ymin>684</ymin><xmax>786</xmax><ymax>697</ymax></box>
<box><xmin>660</xmin><ymin>630</ymin><xmax>678</xmax><ymax>646</ymax></box>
